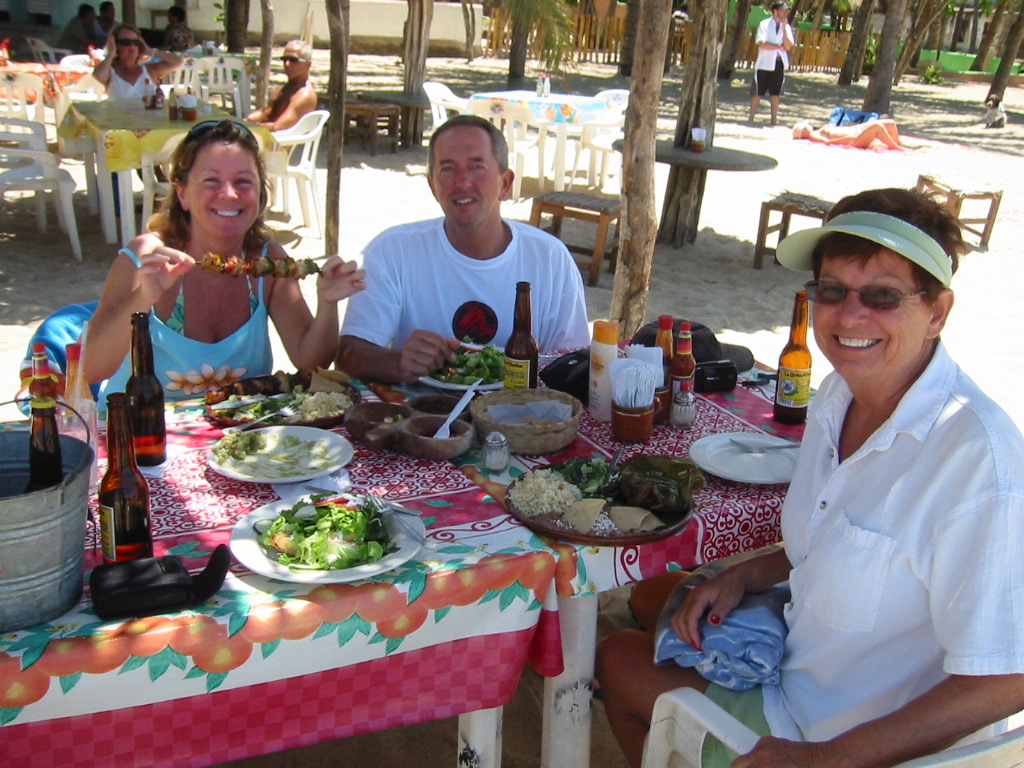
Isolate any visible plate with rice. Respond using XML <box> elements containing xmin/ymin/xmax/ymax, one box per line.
<box><xmin>503</xmin><ymin>457</ymin><xmax>700</xmax><ymax>546</ymax></box>
<box><xmin>206</xmin><ymin>384</ymin><xmax>361</xmax><ymax>430</ymax></box>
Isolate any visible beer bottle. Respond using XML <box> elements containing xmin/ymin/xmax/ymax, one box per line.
<box><xmin>25</xmin><ymin>342</ymin><xmax>64</xmax><ymax>493</ymax></box>
<box><xmin>774</xmin><ymin>290</ymin><xmax>812</xmax><ymax>425</ymax></box>
<box><xmin>653</xmin><ymin>315</ymin><xmax>674</xmax><ymax>423</ymax></box>
<box><xmin>670</xmin><ymin>322</ymin><xmax>696</xmax><ymax>400</ymax></box>
<box><xmin>126</xmin><ymin>312</ymin><xmax>166</xmax><ymax>466</ymax></box>
<box><xmin>503</xmin><ymin>282</ymin><xmax>539</xmax><ymax>389</ymax></box>
<box><xmin>99</xmin><ymin>393</ymin><xmax>152</xmax><ymax>564</ymax></box>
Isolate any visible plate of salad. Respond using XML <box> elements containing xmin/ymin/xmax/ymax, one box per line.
<box><xmin>208</xmin><ymin>426</ymin><xmax>354</xmax><ymax>483</ymax></box>
<box><xmin>205</xmin><ymin>385</ymin><xmax>360</xmax><ymax>430</ymax></box>
<box><xmin>420</xmin><ymin>343</ymin><xmax>505</xmax><ymax>391</ymax></box>
<box><xmin>230</xmin><ymin>493</ymin><xmax>426</xmax><ymax>583</ymax></box>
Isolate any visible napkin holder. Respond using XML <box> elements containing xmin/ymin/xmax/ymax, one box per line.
<box><xmin>90</xmin><ymin>544</ymin><xmax>231</xmax><ymax>621</ymax></box>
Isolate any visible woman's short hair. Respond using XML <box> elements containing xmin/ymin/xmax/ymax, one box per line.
<box><xmin>814</xmin><ymin>187</ymin><xmax>966</xmax><ymax>298</ymax></box>
<box><xmin>150</xmin><ymin>120</ymin><xmax>270</xmax><ymax>252</ymax></box>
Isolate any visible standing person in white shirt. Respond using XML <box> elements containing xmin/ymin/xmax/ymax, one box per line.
<box><xmin>749</xmin><ymin>0</ymin><xmax>795</xmax><ymax>126</ymax></box>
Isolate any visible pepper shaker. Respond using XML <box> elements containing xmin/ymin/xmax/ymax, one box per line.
<box><xmin>670</xmin><ymin>390</ymin><xmax>696</xmax><ymax>430</ymax></box>
<box><xmin>482</xmin><ymin>431</ymin><xmax>511</xmax><ymax>472</ymax></box>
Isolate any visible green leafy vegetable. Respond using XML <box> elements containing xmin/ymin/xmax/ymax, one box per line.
<box><xmin>618</xmin><ymin>456</ymin><xmax>705</xmax><ymax>517</ymax></box>
<box><xmin>547</xmin><ymin>457</ymin><xmax>611</xmax><ymax>497</ymax></box>
<box><xmin>431</xmin><ymin>342</ymin><xmax>504</xmax><ymax>385</ymax></box>
<box><xmin>258</xmin><ymin>495</ymin><xmax>395</xmax><ymax>571</ymax></box>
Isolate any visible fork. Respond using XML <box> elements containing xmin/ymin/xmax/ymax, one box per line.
<box><xmin>222</xmin><ymin>405</ymin><xmax>297</xmax><ymax>434</ymax></box>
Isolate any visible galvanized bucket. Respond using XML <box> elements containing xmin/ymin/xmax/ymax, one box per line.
<box><xmin>0</xmin><ymin>424</ymin><xmax>94</xmax><ymax>633</ymax></box>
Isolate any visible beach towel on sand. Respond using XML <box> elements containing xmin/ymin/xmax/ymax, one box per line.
<box><xmin>654</xmin><ymin>581</ymin><xmax>791</xmax><ymax>691</ymax></box>
<box><xmin>830</xmin><ymin>106</ymin><xmax>879</xmax><ymax>126</ymax></box>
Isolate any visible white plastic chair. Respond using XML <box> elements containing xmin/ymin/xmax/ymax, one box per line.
<box><xmin>59</xmin><ymin>54</ymin><xmax>94</xmax><ymax>71</ymax></box>
<box><xmin>265</xmin><ymin>109</ymin><xmax>329</xmax><ymax>235</ymax></box>
<box><xmin>0</xmin><ymin>122</ymin><xmax>83</xmax><ymax>261</ymax></box>
<box><xmin>25</xmin><ymin>37</ymin><xmax>73</xmax><ymax>64</ymax></box>
<box><xmin>570</xmin><ymin>111</ymin><xmax>625</xmax><ymax>190</ymax></box>
<box><xmin>595</xmin><ymin>88</ymin><xmax>631</xmax><ymax>112</ymax></box>
<box><xmin>140</xmin><ymin>131</ymin><xmax>187</xmax><ymax>228</ymax></box>
<box><xmin>423</xmin><ymin>81</ymin><xmax>468</xmax><ymax>129</ymax></box>
<box><xmin>1</xmin><ymin>72</ymin><xmax>47</xmax><ymax>123</ymax></box>
<box><xmin>641</xmin><ymin>687</ymin><xmax>1024</xmax><ymax>768</ymax></box>
<box><xmin>163</xmin><ymin>58</ymin><xmax>201</xmax><ymax>94</ymax></box>
<box><xmin>467</xmin><ymin>98</ymin><xmax>547</xmax><ymax>202</ymax></box>
<box><xmin>55</xmin><ymin>75</ymin><xmax>104</xmax><ymax>216</ymax></box>
<box><xmin>197</xmin><ymin>56</ymin><xmax>249</xmax><ymax>117</ymax></box>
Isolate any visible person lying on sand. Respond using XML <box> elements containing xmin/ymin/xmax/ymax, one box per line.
<box><xmin>792</xmin><ymin>119</ymin><xmax>917</xmax><ymax>151</ymax></box>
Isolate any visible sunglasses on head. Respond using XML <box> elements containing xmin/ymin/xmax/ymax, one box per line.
<box><xmin>804</xmin><ymin>280</ymin><xmax>926</xmax><ymax>311</ymax></box>
<box><xmin>280</xmin><ymin>55</ymin><xmax>304</xmax><ymax>63</ymax></box>
<box><xmin>116</xmin><ymin>37</ymin><xmax>141</xmax><ymax>46</ymax></box>
<box><xmin>185</xmin><ymin>119</ymin><xmax>257</xmax><ymax>144</ymax></box>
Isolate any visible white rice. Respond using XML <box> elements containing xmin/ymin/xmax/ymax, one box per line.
<box><xmin>287</xmin><ymin>391</ymin><xmax>354</xmax><ymax>422</ymax></box>
<box><xmin>508</xmin><ymin>469</ymin><xmax>582</xmax><ymax>516</ymax></box>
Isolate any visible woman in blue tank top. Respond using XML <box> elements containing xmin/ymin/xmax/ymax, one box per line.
<box><xmin>86</xmin><ymin>120</ymin><xmax>366</xmax><ymax>401</ymax></box>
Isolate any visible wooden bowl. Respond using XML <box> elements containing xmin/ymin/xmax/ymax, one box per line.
<box><xmin>408</xmin><ymin>394</ymin><xmax>473</xmax><ymax>421</ymax></box>
<box><xmin>398</xmin><ymin>415</ymin><xmax>474</xmax><ymax>461</ymax></box>
<box><xmin>344</xmin><ymin>402</ymin><xmax>413</xmax><ymax>450</ymax></box>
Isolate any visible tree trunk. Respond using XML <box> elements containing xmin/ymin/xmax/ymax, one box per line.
<box><xmin>839</xmin><ymin>0</ymin><xmax>875</xmax><ymax>84</ymax></box>
<box><xmin>256</xmin><ymin>0</ymin><xmax>274</xmax><ymax>110</ymax></box>
<box><xmin>618</xmin><ymin>0</ymin><xmax>640</xmax><ymax>75</ymax></box>
<box><xmin>972</xmin><ymin>0</ymin><xmax>1010</xmax><ymax>72</ymax></box>
<box><xmin>989</xmin><ymin>3</ymin><xmax>1024</xmax><ymax>101</ymax></box>
<box><xmin>120</xmin><ymin>0</ymin><xmax>136</xmax><ymax>28</ymax></box>
<box><xmin>461</xmin><ymin>0</ymin><xmax>477</xmax><ymax>62</ymax></box>
<box><xmin>950</xmin><ymin>2</ymin><xmax>967</xmax><ymax>50</ymax></box>
<box><xmin>325</xmin><ymin>0</ymin><xmax>349</xmax><ymax>256</ymax></box>
<box><xmin>811</xmin><ymin>0</ymin><xmax>828</xmax><ymax>31</ymax></box>
<box><xmin>658</xmin><ymin>0</ymin><xmax>728</xmax><ymax>247</ymax></box>
<box><xmin>862</xmin><ymin>0</ymin><xmax>910</xmax><ymax>113</ymax></box>
<box><xmin>508</xmin><ymin>14</ymin><xmax>530</xmax><ymax>89</ymax></box>
<box><xmin>226</xmin><ymin>0</ymin><xmax>248</xmax><ymax>51</ymax></box>
<box><xmin>893</xmin><ymin>0</ymin><xmax>946</xmax><ymax>85</ymax></box>
<box><xmin>609</xmin><ymin>0</ymin><xmax>673</xmax><ymax>339</ymax></box>
<box><xmin>719</xmin><ymin>0</ymin><xmax>753</xmax><ymax>79</ymax></box>
<box><xmin>403</xmin><ymin>0</ymin><xmax>434</xmax><ymax>144</ymax></box>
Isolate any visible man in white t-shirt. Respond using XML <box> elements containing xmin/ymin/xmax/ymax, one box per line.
<box><xmin>336</xmin><ymin>115</ymin><xmax>590</xmax><ymax>383</ymax></box>
<box><xmin>749</xmin><ymin>0</ymin><xmax>795</xmax><ymax>126</ymax></box>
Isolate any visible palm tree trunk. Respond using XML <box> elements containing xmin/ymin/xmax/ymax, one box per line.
<box><xmin>610</xmin><ymin>0</ymin><xmax>673</xmax><ymax>339</ymax></box>
<box><xmin>862</xmin><ymin>0</ymin><xmax>910</xmax><ymax>113</ymax></box>
<box><xmin>461</xmin><ymin>0</ymin><xmax>477</xmax><ymax>62</ymax></box>
<box><xmin>989</xmin><ymin>2</ymin><xmax>1024</xmax><ymax>101</ymax></box>
<box><xmin>618</xmin><ymin>0</ymin><xmax>640</xmax><ymax>76</ymax></box>
<box><xmin>838</xmin><ymin>0</ymin><xmax>875</xmax><ymax>85</ymax></box>
<box><xmin>508</xmin><ymin>15</ymin><xmax>530</xmax><ymax>89</ymax></box>
<box><xmin>226</xmin><ymin>0</ymin><xmax>248</xmax><ymax>51</ymax></box>
<box><xmin>972</xmin><ymin>0</ymin><xmax>1010</xmax><ymax>72</ymax></box>
<box><xmin>325</xmin><ymin>0</ymin><xmax>349</xmax><ymax>256</ymax></box>
<box><xmin>894</xmin><ymin>0</ymin><xmax>946</xmax><ymax>86</ymax></box>
<box><xmin>719</xmin><ymin>0</ymin><xmax>753</xmax><ymax>79</ymax></box>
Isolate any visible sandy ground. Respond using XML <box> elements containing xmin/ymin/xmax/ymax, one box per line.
<box><xmin>1</xmin><ymin>53</ymin><xmax>1022</xmax><ymax>767</ymax></box>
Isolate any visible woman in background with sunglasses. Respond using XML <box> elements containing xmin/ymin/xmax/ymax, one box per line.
<box><xmin>596</xmin><ymin>187</ymin><xmax>1024</xmax><ymax>768</ymax></box>
<box><xmin>85</xmin><ymin>120</ymin><xmax>366</xmax><ymax>400</ymax></box>
<box><xmin>93</xmin><ymin>23</ymin><xmax>183</xmax><ymax>101</ymax></box>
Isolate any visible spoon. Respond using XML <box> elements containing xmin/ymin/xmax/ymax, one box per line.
<box><xmin>728</xmin><ymin>437</ymin><xmax>800</xmax><ymax>454</ymax></box>
<box><xmin>433</xmin><ymin>378</ymin><xmax>482</xmax><ymax>438</ymax></box>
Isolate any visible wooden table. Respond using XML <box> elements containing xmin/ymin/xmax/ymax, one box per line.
<box><xmin>344</xmin><ymin>100</ymin><xmax>401</xmax><ymax>155</ymax></box>
<box><xmin>353</xmin><ymin>90</ymin><xmax>431</xmax><ymax>147</ymax></box>
<box><xmin>614</xmin><ymin>139</ymin><xmax>778</xmax><ymax>245</ymax></box>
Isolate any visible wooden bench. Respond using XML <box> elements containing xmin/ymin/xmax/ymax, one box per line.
<box><xmin>916</xmin><ymin>174</ymin><xmax>1003</xmax><ymax>247</ymax></box>
<box><xmin>753</xmin><ymin>192</ymin><xmax>834</xmax><ymax>269</ymax></box>
<box><xmin>529</xmin><ymin>191</ymin><xmax>621</xmax><ymax>286</ymax></box>
<box><xmin>344</xmin><ymin>101</ymin><xmax>401</xmax><ymax>155</ymax></box>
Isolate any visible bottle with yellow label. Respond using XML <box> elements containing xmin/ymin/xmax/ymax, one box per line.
<box><xmin>503</xmin><ymin>282</ymin><xmax>539</xmax><ymax>389</ymax></box>
<box><xmin>588</xmin><ymin>320</ymin><xmax>619</xmax><ymax>423</ymax></box>
<box><xmin>774</xmin><ymin>290</ymin><xmax>812</xmax><ymax>424</ymax></box>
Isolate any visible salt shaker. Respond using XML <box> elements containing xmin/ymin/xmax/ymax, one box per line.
<box><xmin>482</xmin><ymin>431</ymin><xmax>511</xmax><ymax>472</ymax></box>
<box><xmin>670</xmin><ymin>391</ymin><xmax>696</xmax><ymax>430</ymax></box>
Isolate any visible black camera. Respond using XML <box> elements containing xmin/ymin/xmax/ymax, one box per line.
<box><xmin>694</xmin><ymin>360</ymin><xmax>738</xmax><ymax>393</ymax></box>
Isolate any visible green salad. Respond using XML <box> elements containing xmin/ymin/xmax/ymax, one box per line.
<box><xmin>258</xmin><ymin>495</ymin><xmax>394</xmax><ymax>570</ymax></box>
<box><xmin>431</xmin><ymin>342</ymin><xmax>504</xmax><ymax>385</ymax></box>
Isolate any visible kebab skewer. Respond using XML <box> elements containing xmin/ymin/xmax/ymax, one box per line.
<box><xmin>200</xmin><ymin>253</ymin><xmax>322</xmax><ymax>279</ymax></box>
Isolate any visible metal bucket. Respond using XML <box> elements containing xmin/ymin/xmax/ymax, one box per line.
<box><xmin>0</xmin><ymin>430</ymin><xmax>94</xmax><ymax>632</ymax></box>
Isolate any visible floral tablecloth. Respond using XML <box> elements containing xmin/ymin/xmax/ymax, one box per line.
<box><xmin>469</xmin><ymin>90</ymin><xmax>612</xmax><ymax>125</ymax></box>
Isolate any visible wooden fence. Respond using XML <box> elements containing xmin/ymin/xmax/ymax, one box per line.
<box><xmin>483</xmin><ymin>11</ymin><xmax>851</xmax><ymax>75</ymax></box>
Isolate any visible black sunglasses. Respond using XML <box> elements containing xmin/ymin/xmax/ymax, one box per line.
<box><xmin>804</xmin><ymin>280</ymin><xmax>926</xmax><ymax>311</ymax></box>
<box><xmin>185</xmin><ymin>119</ymin><xmax>257</xmax><ymax>143</ymax></box>
<box><xmin>281</xmin><ymin>55</ymin><xmax>306</xmax><ymax>63</ymax></box>
<box><xmin>116</xmin><ymin>38</ymin><xmax>141</xmax><ymax>46</ymax></box>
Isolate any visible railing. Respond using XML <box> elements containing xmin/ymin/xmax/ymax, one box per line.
<box><xmin>483</xmin><ymin>11</ymin><xmax>851</xmax><ymax>75</ymax></box>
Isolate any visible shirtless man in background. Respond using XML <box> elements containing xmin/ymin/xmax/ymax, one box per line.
<box><xmin>245</xmin><ymin>39</ymin><xmax>317</xmax><ymax>132</ymax></box>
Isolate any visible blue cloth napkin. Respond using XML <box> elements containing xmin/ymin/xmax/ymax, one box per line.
<box><xmin>654</xmin><ymin>583</ymin><xmax>791</xmax><ymax>691</ymax></box>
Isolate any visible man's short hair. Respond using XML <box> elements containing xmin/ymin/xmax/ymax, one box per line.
<box><xmin>285</xmin><ymin>39</ymin><xmax>312</xmax><ymax>62</ymax></box>
<box><xmin>99</xmin><ymin>1</ymin><xmax>114</xmax><ymax>14</ymax></box>
<box><xmin>428</xmin><ymin>114</ymin><xmax>509</xmax><ymax>174</ymax></box>
<box><xmin>771</xmin><ymin>0</ymin><xmax>789</xmax><ymax>9</ymax></box>
<box><xmin>77</xmin><ymin>3</ymin><xmax>95</xmax><ymax>18</ymax></box>
<box><xmin>167</xmin><ymin>5</ymin><xmax>186</xmax><ymax>21</ymax></box>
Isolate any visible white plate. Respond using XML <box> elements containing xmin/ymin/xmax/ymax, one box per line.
<box><xmin>418</xmin><ymin>376</ymin><xmax>505</xmax><ymax>392</ymax></box>
<box><xmin>689</xmin><ymin>433</ymin><xmax>798</xmax><ymax>485</ymax></box>
<box><xmin>230</xmin><ymin>499</ymin><xmax>425</xmax><ymax>583</ymax></box>
<box><xmin>208</xmin><ymin>426</ymin><xmax>353</xmax><ymax>484</ymax></box>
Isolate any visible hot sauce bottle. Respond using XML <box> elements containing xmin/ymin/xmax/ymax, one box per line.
<box><xmin>24</xmin><ymin>343</ymin><xmax>64</xmax><ymax>493</ymax></box>
<box><xmin>503</xmin><ymin>282</ymin><xmax>539</xmax><ymax>389</ymax></box>
<box><xmin>653</xmin><ymin>314</ymin><xmax>674</xmax><ymax>423</ymax></box>
<box><xmin>670</xmin><ymin>321</ymin><xmax>696</xmax><ymax>400</ymax></box>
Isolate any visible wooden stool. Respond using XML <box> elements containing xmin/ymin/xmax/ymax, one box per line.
<box><xmin>753</xmin><ymin>192</ymin><xmax>834</xmax><ymax>269</ymax></box>
<box><xmin>529</xmin><ymin>192</ymin><xmax>621</xmax><ymax>286</ymax></box>
<box><xmin>916</xmin><ymin>174</ymin><xmax>1003</xmax><ymax>247</ymax></box>
<box><xmin>344</xmin><ymin>101</ymin><xmax>401</xmax><ymax>155</ymax></box>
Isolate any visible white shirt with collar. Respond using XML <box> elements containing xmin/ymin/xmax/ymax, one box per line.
<box><xmin>754</xmin><ymin>16</ymin><xmax>793</xmax><ymax>71</ymax></box>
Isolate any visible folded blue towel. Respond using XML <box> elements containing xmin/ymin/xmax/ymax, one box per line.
<box><xmin>653</xmin><ymin>584</ymin><xmax>790</xmax><ymax>691</ymax></box>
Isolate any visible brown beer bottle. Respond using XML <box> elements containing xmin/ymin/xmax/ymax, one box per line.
<box><xmin>126</xmin><ymin>312</ymin><xmax>166</xmax><ymax>466</ymax></box>
<box><xmin>25</xmin><ymin>343</ymin><xmax>64</xmax><ymax>493</ymax></box>
<box><xmin>503</xmin><ymin>281</ymin><xmax>539</xmax><ymax>389</ymax></box>
<box><xmin>99</xmin><ymin>393</ymin><xmax>152</xmax><ymax>564</ymax></box>
<box><xmin>670</xmin><ymin>322</ymin><xmax>696</xmax><ymax>400</ymax></box>
<box><xmin>774</xmin><ymin>290</ymin><xmax>812</xmax><ymax>425</ymax></box>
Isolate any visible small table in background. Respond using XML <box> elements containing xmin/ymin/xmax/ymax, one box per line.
<box><xmin>344</xmin><ymin>100</ymin><xmax>401</xmax><ymax>155</ymax></box>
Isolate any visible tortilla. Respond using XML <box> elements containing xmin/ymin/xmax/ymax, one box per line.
<box><xmin>563</xmin><ymin>498</ymin><xmax>607</xmax><ymax>533</ymax></box>
<box><xmin>310</xmin><ymin>367</ymin><xmax>352</xmax><ymax>392</ymax></box>
<box><xmin>609</xmin><ymin>505</ymin><xmax>663</xmax><ymax>532</ymax></box>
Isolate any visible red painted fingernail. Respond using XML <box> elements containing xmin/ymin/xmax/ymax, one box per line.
<box><xmin>709</xmin><ymin>614</ymin><xmax>721</xmax><ymax>626</ymax></box>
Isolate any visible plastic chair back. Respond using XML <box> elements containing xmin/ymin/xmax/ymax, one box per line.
<box><xmin>1</xmin><ymin>72</ymin><xmax>47</xmax><ymax>123</ymax></box>
<box><xmin>423</xmin><ymin>81</ymin><xmax>467</xmax><ymax>128</ymax></box>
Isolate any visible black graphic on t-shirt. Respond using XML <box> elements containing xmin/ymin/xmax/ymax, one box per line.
<box><xmin>452</xmin><ymin>302</ymin><xmax>498</xmax><ymax>344</ymax></box>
